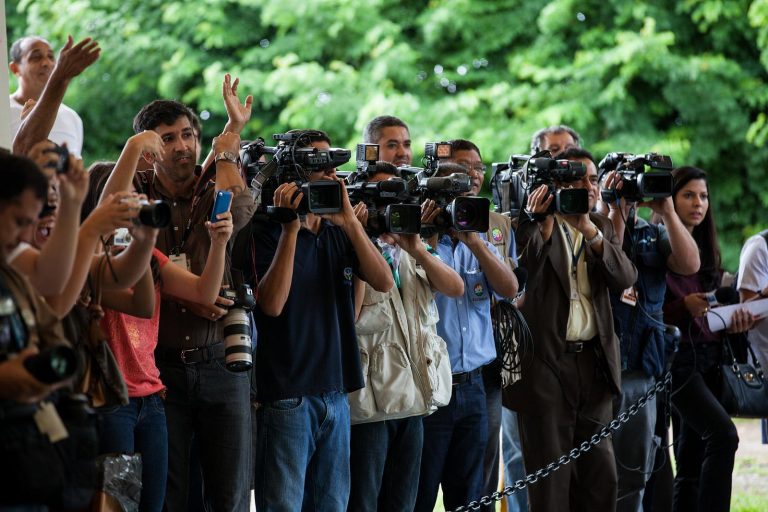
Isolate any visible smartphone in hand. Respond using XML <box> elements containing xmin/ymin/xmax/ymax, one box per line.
<box><xmin>210</xmin><ymin>190</ymin><xmax>233</xmax><ymax>223</ymax></box>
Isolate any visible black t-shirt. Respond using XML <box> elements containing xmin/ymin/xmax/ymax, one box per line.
<box><xmin>252</xmin><ymin>218</ymin><xmax>363</xmax><ymax>401</ymax></box>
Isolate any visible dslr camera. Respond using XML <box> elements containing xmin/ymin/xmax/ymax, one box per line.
<box><xmin>491</xmin><ymin>152</ymin><xmax>589</xmax><ymax>217</ymax></box>
<box><xmin>599</xmin><ymin>152</ymin><xmax>674</xmax><ymax>203</ymax></box>
<box><xmin>45</xmin><ymin>143</ymin><xmax>70</xmax><ymax>174</ymax></box>
<box><xmin>121</xmin><ymin>197</ymin><xmax>172</xmax><ymax>228</ymax></box>
<box><xmin>240</xmin><ymin>131</ymin><xmax>351</xmax><ymax>215</ymax></box>
<box><xmin>219</xmin><ymin>283</ymin><xmax>257</xmax><ymax>372</ymax></box>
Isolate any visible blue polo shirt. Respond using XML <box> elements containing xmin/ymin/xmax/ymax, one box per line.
<box><xmin>252</xmin><ymin>218</ymin><xmax>363</xmax><ymax>401</ymax></box>
<box><xmin>435</xmin><ymin>234</ymin><xmax>503</xmax><ymax>373</ymax></box>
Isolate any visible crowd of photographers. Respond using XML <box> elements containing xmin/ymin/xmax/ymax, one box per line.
<box><xmin>1</xmin><ymin>34</ymin><xmax>765</xmax><ymax>512</ymax></box>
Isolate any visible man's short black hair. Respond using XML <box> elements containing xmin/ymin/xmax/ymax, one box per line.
<box><xmin>371</xmin><ymin>161</ymin><xmax>399</xmax><ymax>177</ymax></box>
<box><xmin>286</xmin><ymin>129</ymin><xmax>332</xmax><ymax>148</ymax></box>
<box><xmin>9</xmin><ymin>36</ymin><xmax>50</xmax><ymax>64</ymax></box>
<box><xmin>0</xmin><ymin>152</ymin><xmax>49</xmax><ymax>203</ymax></box>
<box><xmin>363</xmin><ymin>116</ymin><xmax>409</xmax><ymax>144</ymax></box>
<box><xmin>530</xmin><ymin>125</ymin><xmax>582</xmax><ymax>154</ymax></box>
<box><xmin>133</xmin><ymin>100</ymin><xmax>196</xmax><ymax>134</ymax></box>
<box><xmin>435</xmin><ymin>161</ymin><xmax>469</xmax><ymax>178</ymax></box>
<box><xmin>448</xmin><ymin>139</ymin><xmax>482</xmax><ymax>161</ymax></box>
<box><xmin>559</xmin><ymin>147</ymin><xmax>596</xmax><ymax>167</ymax></box>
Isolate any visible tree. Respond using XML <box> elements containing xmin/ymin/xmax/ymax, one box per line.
<box><xmin>6</xmin><ymin>0</ymin><xmax>768</xmax><ymax>268</ymax></box>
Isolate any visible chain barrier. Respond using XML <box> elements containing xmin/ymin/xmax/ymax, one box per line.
<box><xmin>448</xmin><ymin>371</ymin><xmax>672</xmax><ymax>512</ymax></box>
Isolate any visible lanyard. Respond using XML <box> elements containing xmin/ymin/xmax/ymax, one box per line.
<box><xmin>146</xmin><ymin>171</ymin><xmax>212</xmax><ymax>256</ymax></box>
<box><xmin>561</xmin><ymin>222</ymin><xmax>585</xmax><ymax>281</ymax></box>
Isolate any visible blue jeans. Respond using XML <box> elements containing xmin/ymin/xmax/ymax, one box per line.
<box><xmin>255</xmin><ymin>391</ymin><xmax>351</xmax><ymax>512</ymax></box>
<box><xmin>98</xmin><ymin>394</ymin><xmax>168</xmax><ymax>512</ymax></box>
<box><xmin>415</xmin><ymin>373</ymin><xmax>488</xmax><ymax>512</ymax></box>
<box><xmin>501</xmin><ymin>407</ymin><xmax>527</xmax><ymax>512</ymax></box>
<box><xmin>481</xmin><ymin>376</ymin><xmax>502</xmax><ymax>511</ymax></box>
<box><xmin>349</xmin><ymin>417</ymin><xmax>423</xmax><ymax>511</ymax></box>
<box><xmin>157</xmin><ymin>358</ymin><xmax>252</xmax><ymax>512</ymax></box>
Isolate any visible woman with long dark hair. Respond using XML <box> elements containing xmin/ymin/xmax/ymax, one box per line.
<box><xmin>663</xmin><ymin>166</ymin><xmax>756</xmax><ymax>511</ymax></box>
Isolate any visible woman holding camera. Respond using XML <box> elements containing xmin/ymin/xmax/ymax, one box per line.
<box><xmin>663</xmin><ymin>166</ymin><xmax>756</xmax><ymax>512</ymax></box>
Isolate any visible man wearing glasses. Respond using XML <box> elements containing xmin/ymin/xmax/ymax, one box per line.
<box><xmin>444</xmin><ymin>139</ymin><xmax>522</xmax><ymax>510</ymax></box>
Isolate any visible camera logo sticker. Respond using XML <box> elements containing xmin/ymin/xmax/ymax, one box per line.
<box><xmin>491</xmin><ymin>227</ymin><xmax>503</xmax><ymax>243</ymax></box>
<box><xmin>343</xmin><ymin>267</ymin><xmax>353</xmax><ymax>285</ymax></box>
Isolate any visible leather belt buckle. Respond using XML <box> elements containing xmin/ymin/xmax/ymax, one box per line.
<box><xmin>566</xmin><ymin>342</ymin><xmax>585</xmax><ymax>354</ymax></box>
<box><xmin>180</xmin><ymin>347</ymin><xmax>197</xmax><ymax>364</ymax></box>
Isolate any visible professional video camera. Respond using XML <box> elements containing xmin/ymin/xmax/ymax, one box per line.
<box><xmin>219</xmin><ymin>283</ymin><xmax>257</xmax><ymax>372</ymax></box>
<box><xmin>424</xmin><ymin>141</ymin><xmax>452</xmax><ymax>174</ymax></box>
<box><xmin>400</xmin><ymin>161</ymin><xmax>490</xmax><ymax>234</ymax></box>
<box><xmin>491</xmin><ymin>151</ymin><xmax>589</xmax><ymax>217</ymax></box>
<box><xmin>346</xmin><ymin>145</ymin><xmax>422</xmax><ymax>237</ymax></box>
<box><xmin>598</xmin><ymin>152</ymin><xmax>674</xmax><ymax>203</ymax></box>
<box><xmin>239</xmin><ymin>131</ymin><xmax>351</xmax><ymax>215</ymax></box>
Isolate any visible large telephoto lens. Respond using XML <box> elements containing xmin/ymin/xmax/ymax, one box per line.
<box><xmin>222</xmin><ymin>308</ymin><xmax>253</xmax><ymax>372</ymax></box>
<box><xmin>23</xmin><ymin>346</ymin><xmax>79</xmax><ymax>384</ymax></box>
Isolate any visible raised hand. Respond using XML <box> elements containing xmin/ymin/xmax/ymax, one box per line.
<box><xmin>52</xmin><ymin>35</ymin><xmax>100</xmax><ymax>82</ymax></box>
<box><xmin>206</xmin><ymin>211</ymin><xmax>234</xmax><ymax>246</ymax></box>
<box><xmin>222</xmin><ymin>73</ymin><xmax>254</xmax><ymax>133</ymax></box>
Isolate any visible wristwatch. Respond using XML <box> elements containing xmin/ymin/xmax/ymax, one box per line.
<box><xmin>214</xmin><ymin>151</ymin><xmax>239</xmax><ymax>165</ymax></box>
<box><xmin>585</xmin><ymin>228</ymin><xmax>603</xmax><ymax>247</ymax></box>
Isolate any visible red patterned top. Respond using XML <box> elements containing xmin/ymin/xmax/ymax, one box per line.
<box><xmin>101</xmin><ymin>248</ymin><xmax>169</xmax><ymax>397</ymax></box>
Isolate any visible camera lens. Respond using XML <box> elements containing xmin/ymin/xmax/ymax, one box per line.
<box><xmin>137</xmin><ymin>200</ymin><xmax>171</xmax><ymax>228</ymax></box>
<box><xmin>222</xmin><ymin>309</ymin><xmax>253</xmax><ymax>372</ymax></box>
<box><xmin>23</xmin><ymin>346</ymin><xmax>79</xmax><ymax>384</ymax></box>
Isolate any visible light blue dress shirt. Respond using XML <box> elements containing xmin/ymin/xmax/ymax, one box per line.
<box><xmin>435</xmin><ymin>234</ymin><xmax>505</xmax><ymax>373</ymax></box>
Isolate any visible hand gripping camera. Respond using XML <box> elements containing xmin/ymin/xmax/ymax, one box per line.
<box><xmin>219</xmin><ymin>283</ymin><xmax>257</xmax><ymax>372</ymax></box>
<box><xmin>240</xmin><ymin>131</ymin><xmax>351</xmax><ymax>215</ymax></box>
<box><xmin>599</xmin><ymin>152</ymin><xmax>674</xmax><ymax>204</ymax></box>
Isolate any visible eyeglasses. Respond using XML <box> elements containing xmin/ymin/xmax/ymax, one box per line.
<box><xmin>457</xmin><ymin>162</ymin><xmax>487</xmax><ymax>173</ymax></box>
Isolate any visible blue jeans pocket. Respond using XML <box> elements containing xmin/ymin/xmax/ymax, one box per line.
<box><xmin>268</xmin><ymin>397</ymin><xmax>303</xmax><ymax>411</ymax></box>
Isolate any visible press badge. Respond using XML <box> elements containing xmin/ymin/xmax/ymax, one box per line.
<box><xmin>620</xmin><ymin>286</ymin><xmax>638</xmax><ymax>307</ymax></box>
<box><xmin>34</xmin><ymin>401</ymin><xmax>68</xmax><ymax>442</ymax></box>
<box><xmin>170</xmin><ymin>252</ymin><xmax>190</xmax><ymax>271</ymax></box>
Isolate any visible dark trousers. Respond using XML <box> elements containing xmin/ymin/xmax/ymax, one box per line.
<box><xmin>518</xmin><ymin>346</ymin><xmax>617</xmax><ymax>512</ymax></box>
<box><xmin>348</xmin><ymin>417</ymin><xmax>423</xmax><ymax>512</ymax></box>
<box><xmin>415</xmin><ymin>372</ymin><xmax>488</xmax><ymax>512</ymax></box>
<box><xmin>670</xmin><ymin>343</ymin><xmax>739</xmax><ymax>512</ymax></box>
<box><xmin>480</xmin><ymin>365</ymin><xmax>502</xmax><ymax>511</ymax></box>
<box><xmin>157</xmin><ymin>358</ymin><xmax>252</xmax><ymax>512</ymax></box>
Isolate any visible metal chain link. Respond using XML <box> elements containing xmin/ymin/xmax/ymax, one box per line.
<box><xmin>448</xmin><ymin>371</ymin><xmax>672</xmax><ymax>512</ymax></box>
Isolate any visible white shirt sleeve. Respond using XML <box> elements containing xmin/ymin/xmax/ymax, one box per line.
<box><xmin>737</xmin><ymin>235</ymin><xmax>768</xmax><ymax>294</ymax></box>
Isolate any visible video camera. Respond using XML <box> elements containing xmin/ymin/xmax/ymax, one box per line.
<box><xmin>598</xmin><ymin>152</ymin><xmax>674</xmax><ymax>203</ymax></box>
<box><xmin>401</xmin><ymin>162</ymin><xmax>490</xmax><ymax>235</ymax></box>
<box><xmin>491</xmin><ymin>151</ymin><xmax>589</xmax><ymax>217</ymax></box>
<box><xmin>346</xmin><ymin>145</ymin><xmax>422</xmax><ymax>237</ymax></box>
<box><xmin>239</xmin><ymin>131</ymin><xmax>351</xmax><ymax>215</ymax></box>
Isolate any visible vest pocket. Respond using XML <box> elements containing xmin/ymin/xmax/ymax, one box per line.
<box><xmin>369</xmin><ymin>343</ymin><xmax>417</xmax><ymax>414</ymax></box>
<box><xmin>424</xmin><ymin>332</ymin><xmax>453</xmax><ymax>408</ymax></box>
<box><xmin>349</xmin><ymin>348</ymin><xmax>377</xmax><ymax>422</ymax></box>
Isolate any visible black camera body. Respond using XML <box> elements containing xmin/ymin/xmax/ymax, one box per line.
<box><xmin>219</xmin><ymin>284</ymin><xmax>256</xmax><ymax>312</ymax></box>
<box><xmin>366</xmin><ymin>204</ymin><xmax>423</xmax><ymax>238</ymax></box>
<box><xmin>46</xmin><ymin>144</ymin><xmax>69</xmax><ymax>174</ymax></box>
<box><xmin>121</xmin><ymin>198</ymin><xmax>171</xmax><ymax>228</ymax></box>
<box><xmin>491</xmin><ymin>153</ymin><xmax>589</xmax><ymax>217</ymax></box>
<box><xmin>599</xmin><ymin>152</ymin><xmax>674</xmax><ymax>203</ymax></box>
<box><xmin>424</xmin><ymin>141</ymin><xmax>453</xmax><ymax>174</ymax></box>
<box><xmin>347</xmin><ymin>176</ymin><xmax>422</xmax><ymax>237</ymax></box>
<box><xmin>240</xmin><ymin>132</ymin><xmax>351</xmax><ymax>215</ymax></box>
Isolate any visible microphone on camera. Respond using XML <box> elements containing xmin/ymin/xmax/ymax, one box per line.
<box><xmin>714</xmin><ymin>286</ymin><xmax>740</xmax><ymax>306</ymax></box>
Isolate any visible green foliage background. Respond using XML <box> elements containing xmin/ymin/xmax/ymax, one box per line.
<box><xmin>6</xmin><ymin>0</ymin><xmax>768</xmax><ymax>269</ymax></box>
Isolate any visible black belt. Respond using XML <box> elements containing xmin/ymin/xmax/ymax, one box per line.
<box><xmin>158</xmin><ymin>342</ymin><xmax>224</xmax><ymax>364</ymax></box>
<box><xmin>565</xmin><ymin>336</ymin><xmax>598</xmax><ymax>354</ymax></box>
<box><xmin>452</xmin><ymin>367</ymin><xmax>483</xmax><ymax>386</ymax></box>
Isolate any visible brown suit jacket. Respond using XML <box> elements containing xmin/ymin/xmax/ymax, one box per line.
<box><xmin>502</xmin><ymin>212</ymin><xmax>637</xmax><ymax>414</ymax></box>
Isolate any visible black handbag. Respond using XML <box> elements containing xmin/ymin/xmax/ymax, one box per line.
<box><xmin>720</xmin><ymin>335</ymin><xmax>768</xmax><ymax>418</ymax></box>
